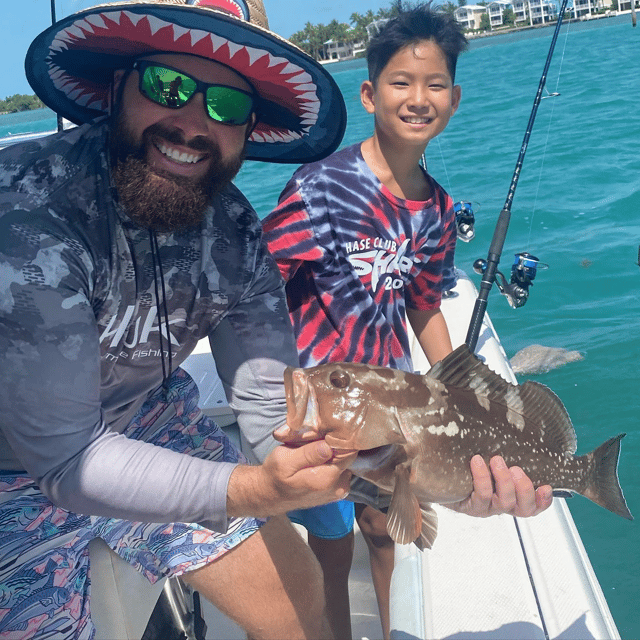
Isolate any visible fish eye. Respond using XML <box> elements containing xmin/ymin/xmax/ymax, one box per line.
<box><xmin>329</xmin><ymin>370</ymin><xmax>350</xmax><ymax>389</ymax></box>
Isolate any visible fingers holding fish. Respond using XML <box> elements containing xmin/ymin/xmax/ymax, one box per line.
<box><xmin>444</xmin><ymin>454</ymin><xmax>497</xmax><ymax>517</ymax></box>
<box><xmin>265</xmin><ymin>441</ymin><xmax>355</xmax><ymax>510</ymax></box>
<box><xmin>446</xmin><ymin>456</ymin><xmax>552</xmax><ymax>518</ymax></box>
<box><xmin>273</xmin><ymin>422</ymin><xmax>323</xmax><ymax>444</ymax></box>
<box><xmin>227</xmin><ymin>440</ymin><xmax>356</xmax><ymax>518</ymax></box>
<box><xmin>533</xmin><ymin>485</ymin><xmax>554</xmax><ymax>515</ymax></box>
<box><xmin>508</xmin><ymin>465</ymin><xmax>553</xmax><ymax>517</ymax></box>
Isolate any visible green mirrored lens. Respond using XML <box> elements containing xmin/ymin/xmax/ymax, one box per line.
<box><xmin>206</xmin><ymin>86</ymin><xmax>253</xmax><ymax>125</ymax></box>
<box><xmin>141</xmin><ymin>66</ymin><xmax>196</xmax><ymax>108</ymax></box>
<box><xmin>138</xmin><ymin>62</ymin><xmax>254</xmax><ymax>125</ymax></box>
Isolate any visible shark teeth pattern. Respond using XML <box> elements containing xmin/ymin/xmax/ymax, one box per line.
<box><xmin>45</xmin><ymin>9</ymin><xmax>322</xmax><ymax>145</ymax></box>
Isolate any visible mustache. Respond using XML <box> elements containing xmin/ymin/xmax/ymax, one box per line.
<box><xmin>114</xmin><ymin>123</ymin><xmax>221</xmax><ymax>167</ymax></box>
<box><xmin>145</xmin><ymin>123</ymin><xmax>218</xmax><ymax>155</ymax></box>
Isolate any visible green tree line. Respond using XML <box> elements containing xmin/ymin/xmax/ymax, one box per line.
<box><xmin>0</xmin><ymin>94</ymin><xmax>46</xmax><ymax>114</ymax></box>
<box><xmin>288</xmin><ymin>1</ymin><xmax>468</xmax><ymax>60</ymax></box>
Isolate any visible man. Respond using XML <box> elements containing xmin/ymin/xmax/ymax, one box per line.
<box><xmin>0</xmin><ymin>1</ymin><xmax>349</xmax><ymax>638</ymax></box>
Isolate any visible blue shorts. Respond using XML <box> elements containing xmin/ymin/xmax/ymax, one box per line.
<box><xmin>288</xmin><ymin>500</ymin><xmax>355</xmax><ymax>540</ymax></box>
<box><xmin>0</xmin><ymin>368</ymin><xmax>264</xmax><ymax>639</ymax></box>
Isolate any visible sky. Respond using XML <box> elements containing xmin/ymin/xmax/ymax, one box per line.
<box><xmin>3</xmin><ymin>0</ymin><xmax>393</xmax><ymax>99</ymax></box>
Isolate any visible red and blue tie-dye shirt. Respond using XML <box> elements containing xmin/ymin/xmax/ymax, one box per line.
<box><xmin>262</xmin><ymin>143</ymin><xmax>457</xmax><ymax>371</ymax></box>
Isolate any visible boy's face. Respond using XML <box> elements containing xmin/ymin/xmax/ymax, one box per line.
<box><xmin>361</xmin><ymin>40</ymin><xmax>461</xmax><ymax>150</ymax></box>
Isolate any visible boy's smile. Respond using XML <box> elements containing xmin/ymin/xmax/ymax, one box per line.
<box><xmin>361</xmin><ymin>40</ymin><xmax>461</xmax><ymax>151</ymax></box>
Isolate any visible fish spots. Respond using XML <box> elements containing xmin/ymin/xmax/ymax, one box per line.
<box><xmin>427</xmin><ymin>422</ymin><xmax>460</xmax><ymax>437</ymax></box>
<box><xmin>506</xmin><ymin>408</ymin><xmax>525</xmax><ymax>431</ymax></box>
<box><xmin>505</xmin><ymin>388</ymin><xmax>525</xmax><ymax>431</ymax></box>
<box><xmin>428</xmin><ymin>378</ymin><xmax>447</xmax><ymax>394</ymax></box>
<box><xmin>475</xmin><ymin>390</ymin><xmax>490</xmax><ymax>412</ymax></box>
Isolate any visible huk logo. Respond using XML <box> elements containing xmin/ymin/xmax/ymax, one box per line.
<box><xmin>99</xmin><ymin>306</ymin><xmax>182</xmax><ymax>360</ymax></box>
<box><xmin>346</xmin><ymin>237</ymin><xmax>414</xmax><ymax>292</ymax></box>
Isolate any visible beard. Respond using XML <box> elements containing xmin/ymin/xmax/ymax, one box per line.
<box><xmin>110</xmin><ymin>119</ymin><xmax>245</xmax><ymax>233</ymax></box>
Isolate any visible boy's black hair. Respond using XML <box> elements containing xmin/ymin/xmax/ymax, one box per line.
<box><xmin>366</xmin><ymin>2</ymin><xmax>468</xmax><ymax>86</ymax></box>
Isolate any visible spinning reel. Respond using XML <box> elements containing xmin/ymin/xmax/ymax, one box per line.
<box><xmin>473</xmin><ymin>252</ymin><xmax>548</xmax><ymax>309</ymax></box>
<box><xmin>454</xmin><ymin>201</ymin><xmax>476</xmax><ymax>243</ymax></box>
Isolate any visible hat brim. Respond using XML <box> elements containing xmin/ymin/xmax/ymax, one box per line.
<box><xmin>25</xmin><ymin>3</ymin><xmax>346</xmax><ymax>163</ymax></box>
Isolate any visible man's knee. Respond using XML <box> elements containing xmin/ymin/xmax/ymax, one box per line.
<box><xmin>182</xmin><ymin>516</ymin><xmax>330</xmax><ymax>639</ymax></box>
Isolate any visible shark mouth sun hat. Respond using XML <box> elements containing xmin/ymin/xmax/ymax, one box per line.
<box><xmin>25</xmin><ymin>0</ymin><xmax>346</xmax><ymax>163</ymax></box>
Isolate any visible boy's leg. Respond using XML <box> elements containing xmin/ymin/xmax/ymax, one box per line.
<box><xmin>308</xmin><ymin>530</ymin><xmax>354</xmax><ymax>640</ymax></box>
<box><xmin>288</xmin><ymin>500</ymin><xmax>356</xmax><ymax>640</ymax></box>
<box><xmin>181</xmin><ymin>515</ymin><xmax>332</xmax><ymax>640</ymax></box>
<box><xmin>355</xmin><ymin>504</ymin><xmax>394</xmax><ymax>640</ymax></box>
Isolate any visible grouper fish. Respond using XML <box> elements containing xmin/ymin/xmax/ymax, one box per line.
<box><xmin>280</xmin><ymin>345</ymin><xmax>632</xmax><ymax>548</ymax></box>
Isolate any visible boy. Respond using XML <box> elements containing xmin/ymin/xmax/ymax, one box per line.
<box><xmin>263</xmin><ymin>4</ymin><xmax>552</xmax><ymax>638</ymax></box>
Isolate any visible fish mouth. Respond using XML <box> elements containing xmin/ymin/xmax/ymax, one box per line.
<box><xmin>284</xmin><ymin>367</ymin><xmax>319</xmax><ymax>434</ymax></box>
<box><xmin>348</xmin><ymin>445</ymin><xmax>397</xmax><ymax>473</ymax></box>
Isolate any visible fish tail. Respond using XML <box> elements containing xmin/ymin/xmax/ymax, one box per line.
<box><xmin>582</xmin><ymin>434</ymin><xmax>633</xmax><ymax>520</ymax></box>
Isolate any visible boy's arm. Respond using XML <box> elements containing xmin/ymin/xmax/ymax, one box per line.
<box><xmin>406</xmin><ymin>307</ymin><xmax>452</xmax><ymax>365</ymax></box>
<box><xmin>262</xmin><ymin>188</ymin><xmax>325</xmax><ymax>283</ymax></box>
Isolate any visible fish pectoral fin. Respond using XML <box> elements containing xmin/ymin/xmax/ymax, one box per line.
<box><xmin>386</xmin><ymin>466</ymin><xmax>423</xmax><ymax>545</ymax></box>
<box><xmin>413</xmin><ymin>504</ymin><xmax>438</xmax><ymax>550</ymax></box>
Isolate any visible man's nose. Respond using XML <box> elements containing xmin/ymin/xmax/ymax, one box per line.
<box><xmin>167</xmin><ymin>92</ymin><xmax>211</xmax><ymax>138</ymax></box>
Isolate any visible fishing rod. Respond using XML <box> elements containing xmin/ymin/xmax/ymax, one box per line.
<box><xmin>51</xmin><ymin>0</ymin><xmax>65</xmax><ymax>133</ymax></box>
<box><xmin>465</xmin><ymin>0</ymin><xmax>571</xmax><ymax>353</ymax></box>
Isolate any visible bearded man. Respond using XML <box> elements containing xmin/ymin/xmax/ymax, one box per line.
<box><xmin>0</xmin><ymin>1</ymin><xmax>349</xmax><ymax>638</ymax></box>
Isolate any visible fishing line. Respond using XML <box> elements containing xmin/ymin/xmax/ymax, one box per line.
<box><xmin>526</xmin><ymin>19</ymin><xmax>572</xmax><ymax>251</ymax></box>
<box><xmin>433</xmin><ymin>138</ymin><xmax>454</xmax><ymax>201</ymax></box>
<box><xmin>466</xmin><ymin>0</ymin><xmax>571</xmax><ymax>352</ymax></box>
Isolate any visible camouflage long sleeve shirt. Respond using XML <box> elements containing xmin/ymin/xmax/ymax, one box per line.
<box><xmin>0</xmin><ymin>121</ymin><xmax>298</xmax><ymax>532</ymax></box>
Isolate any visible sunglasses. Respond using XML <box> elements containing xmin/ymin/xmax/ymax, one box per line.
<box><xmin>133</xmin><ymin>60</ymin><xmax>256</xmax><ymax>126</ymax></box>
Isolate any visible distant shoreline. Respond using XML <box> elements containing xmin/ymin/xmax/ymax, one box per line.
<box><xmin>317</xmin><ymin>9</ymin><xmax>627</xmax><ymax>65</ymax></box>
<box><xmin>467</xmin><ymin>9</ymin><xmax>623</xmax><ymax>40</ymax></box>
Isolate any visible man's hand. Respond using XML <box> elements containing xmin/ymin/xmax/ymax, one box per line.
<box><xmin>273</xmin><ymin>422</ymin><xmax>323</xmax><ymax>445</ymax></box>
<box><xmin>226</xmin><ymin>440</ymin><xmax>358</xmax><ymax>519</ymax></box>
<box><xmin>448</xmin><ymin>455</ymin><xmax>553</xmax><ymax>518</ymax></box>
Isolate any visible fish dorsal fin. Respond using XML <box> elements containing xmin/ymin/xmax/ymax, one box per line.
<box><xmin>387</xmin><ymin>465</ymin><xmax>423</xmax><ymax>545</ymax></box>
<box><xmin>428</xmin><ymin>345</ymin><xmax>577</xmax><ymax>455</ymax></box>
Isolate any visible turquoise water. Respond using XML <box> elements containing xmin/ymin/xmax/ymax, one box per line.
<box><xmin>2</xmin><ymin>14</ymin><xmax>639</xmax><ymax>638</ymax></box>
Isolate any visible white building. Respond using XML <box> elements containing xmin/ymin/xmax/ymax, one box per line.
<box><xmin>487</xmin><ymin>0</ymin><xmax>513</xmax><ymax>27</ymax></box>
<box><xmin>617</xmin><ymin>0</ymin><xmax>639</xmax><ymax>11</ymax></box>
<box><xmin>454</xmin><ymin>4</ymin><xmax>488</xmax><ymax>30</ymax></box>
<box><xmin>512</xmin><ymin>0</ymin><xmax>559</xmax><ymax>23</ymax></box>
<box><xmin>572</xmin><ymin>0</ymin><xmax>611</xmax><ymax>17</ymax></box>
<box><xmin>322</xmin><ymin>39</ymin><xmax>354</xmax><ymax>62</ymax></box>
<box><xmin>366</xmin><ymin>18</ymin><xmax>390</xmax><ymax>39</ymax></box>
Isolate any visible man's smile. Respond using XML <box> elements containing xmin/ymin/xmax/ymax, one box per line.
<box><xmin>155</xmin><ymin>141</ymin><xmax>205</xmax><ymax>165</ymax></box>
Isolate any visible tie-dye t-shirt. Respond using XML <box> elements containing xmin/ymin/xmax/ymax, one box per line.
<box><xmin>0</xmin><ymin>121</ymin><xmax>297</xmax><ymax>532</ymax></box>
<box><xmin>262</xmin><ymin>143</ymin><xmax>457</xmax><ymax>371</ymax></box>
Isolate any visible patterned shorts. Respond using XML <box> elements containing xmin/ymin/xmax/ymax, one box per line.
<box><xmin>0</xmin><ymin>369</ymin><xmax>264</xmax><ymax>639</ymax></box>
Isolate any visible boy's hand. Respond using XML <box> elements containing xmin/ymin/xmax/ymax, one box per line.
<box><xmin>448</xmin><ymin>455</ymin><xmax>553</xmax><ymax>518</ymax></box>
